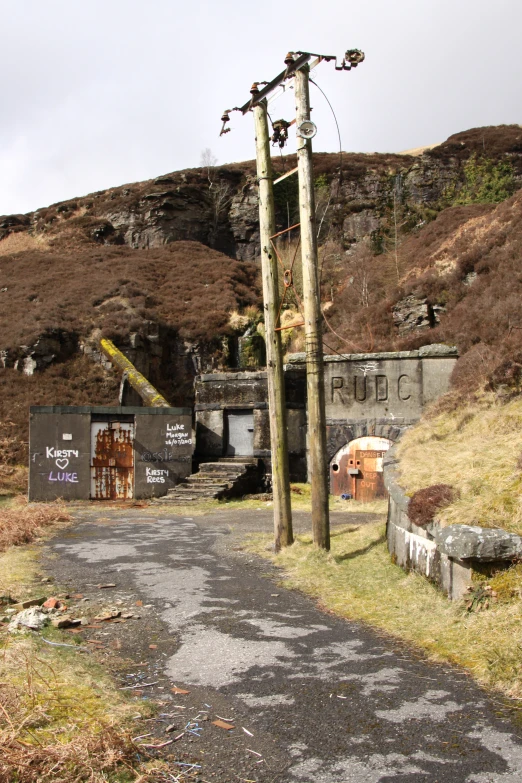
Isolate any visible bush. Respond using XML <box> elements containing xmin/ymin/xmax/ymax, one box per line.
<box><xmin>408</xmin><ymin>484</ymin><xmax>459</xmax><ymax>528</ymax></box>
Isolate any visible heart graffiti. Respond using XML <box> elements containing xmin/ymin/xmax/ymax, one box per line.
<box><xmin>55</xmin><ymin>458</ymin><xmax>69</xmax><ymax>470</ymax></box>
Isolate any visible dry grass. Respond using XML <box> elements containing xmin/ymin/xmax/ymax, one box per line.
<box><xmin>396</xmin><ymin>391</ymin><xmax>522</xmax><ymax>534</ymax></box>
<box><xmin>0</xmin><ymin>539</ymin><xmax>185</xmax><ymax>782</ymax></box>
<box><xmin>228</xmin><ymin>305</ymin><xmax>260</xmax><ymax>333</ymax></box>
<box><xmin>0</xmin><ymin>232</ymin><xmax>49</xmax><ymax>257</ymax></box>
<box><xmin>0</xmin><ymin>496</ymin><xmax>71</xmax><ymax>551</ymax></box>
<box><xmin>0</xmin><ymin>630</ymin><xmax>168</xmax><ymax>782</ymax></box>
<box><xmin>246</xmin><ymin>520</ymin><xmax>522</xmax><ymax>699</ymax></box>
<box><xmin>0</xmin><ymin>465</ymin><xmax>27</xmax><ymax>496</ymax></box>
<box><xmin>153</xmin><ymin>484</ymin><xmax>389</xmax><ymax>516</ymax></box>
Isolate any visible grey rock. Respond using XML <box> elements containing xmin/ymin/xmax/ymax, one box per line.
<box><xmin>418</xmin><ymin>343</ymin><xmax>458</xmax><ymax>357</ymax></box>
<box><xmin>435</xmin><ymin>525</ymin><xmax>522</xmax><ymax>562</ymax></box>
<box><xmin>392</xmin><ymin>295</ymin><xmax>444</xmax><ymax>336</ymax></box>
<box><xmin>8</xmin><ymin>607</ymin><xmax>49</xmax><ymax>632</ymax></box>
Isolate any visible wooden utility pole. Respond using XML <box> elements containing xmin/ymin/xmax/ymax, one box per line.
<box><xmin>220</xmin><ymin>48</ymin><xmax>364</xmax><ymax>552</ymax></box>
<box><xmin>295</xmin><ymin>65</ymin><xmax>330</xmax><ymax>550</ymax></box>
<box><xmin>253</xmin><ymin>99</ymin><xmax>293</xmax><ymax>551</ymax></box>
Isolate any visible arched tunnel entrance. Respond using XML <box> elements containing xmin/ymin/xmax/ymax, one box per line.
<box><xmin>330</xmin><ymin>436</ymin><xmax>393</xmax><ymax>502</ymax></box>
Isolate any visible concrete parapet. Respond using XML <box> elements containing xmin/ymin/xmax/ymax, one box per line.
<box><xmin>384</xmin><ymin>447</ymin><xmax>472</xmax><ymax>600</ymax></box>
<box><xmin>384</xmin><ymin>448</ymin><xmax>522</xmax><ymax>600</ymax></box>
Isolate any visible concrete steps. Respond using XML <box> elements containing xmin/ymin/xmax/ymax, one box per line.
<box><xmin>155</xmin><ymin>458</ymin><xmax>259</xmax><ymax>503</ymax></box>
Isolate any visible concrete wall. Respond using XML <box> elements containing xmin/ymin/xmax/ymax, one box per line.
<box><xmin>134</xmin><ymin>409</ymin><xmax>192</xmax><ymax>498</ymax></box>
<box><xmin>383</xmin><ymin>448</ymin><xmax>472</xmax><ymax>600</ymax></box>
<box><xmin>29</xmin><ymin>411</ymin><xmax>91</xmax><ymax>501</ymax></box>
<box><xmin>194</xmin><ymin>346</ymin><xmax>457</xmax><ymax>483</ymax></box>
<box><xmin>287</xmin><ymin>344</ymin><xmax>458</xmax><ymax>423</ymax></box>
<box><xmin>29</xmin><ymin>406</ymin><xmax>192</xmax><ymax>501</ymax></box>
<box><xmin>195</xmin><ymin>369</ymin><xmax>307</xmax><ymax>481</ymax></box>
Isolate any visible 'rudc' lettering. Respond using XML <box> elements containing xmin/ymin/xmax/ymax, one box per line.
<box><xmin>331</xmin><ymin>377</ymin><xmax>346</xmax><ymax>403</ymax></box>
<box><xmin>376</xmin><ymin>375</ymin><xmax>388</xmax><ymax>401</ymax></box>
<box><xmin>354</xmin><ymin>376</ymin><xmax>367</xmax><ymax>402</ymax></box>
<box><xmin>398</xmin><ymin>374</ymin><xmax>411</xmax><ymax>401</ymax></box>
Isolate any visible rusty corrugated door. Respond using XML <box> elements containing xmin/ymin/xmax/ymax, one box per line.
<box><xmin>90</xmin><ymin>421</ymin><xmax>134</xmax><ymax>500</ymax></box>
<box><xmin>354</xmin><ymin>449</ymin><xmax>386</xmax><ymax>502</ymax></box>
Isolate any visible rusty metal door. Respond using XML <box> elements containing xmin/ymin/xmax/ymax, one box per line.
<box><xmin>330</xmin><ymin>452</ymin><xmax>352</xmax><ymax>496</ymax></box>
<box><xmin>353</xmin><ymin>449</ymin><xmax>387</xmax><ymax>502</ymax></box>
<box><xmin>330</xmin><ymin>437</ymin><xmax>391</xmax><ymax>501</ymax></box>
<box><xmin>90</xmin><ymin>421</ymin><xmax>134</xmax><ymax>500</ymax></box>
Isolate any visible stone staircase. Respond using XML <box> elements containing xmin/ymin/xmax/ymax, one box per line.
<box><xmin>156</xmin><ymin>458</ymin><xmax>260</xmax><ymax>503</ymax></box>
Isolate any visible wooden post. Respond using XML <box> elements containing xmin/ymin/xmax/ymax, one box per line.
<box><xmin>253</xmin><ymin>99</ymin><xmax>293</xmax><ymax>551</ymax></box>
<box><xmin>295</xmin><ymin>65</ymin><xmax>330</xmax><ymax>550</ymax></box>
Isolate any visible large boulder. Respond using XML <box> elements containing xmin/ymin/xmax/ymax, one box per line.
<box><xmin>435</xmin><ymin>525</ymin><xmax>522</xmax><ymax>562</ymax></box>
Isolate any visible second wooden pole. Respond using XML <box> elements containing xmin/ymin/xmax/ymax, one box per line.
<box><xmin>253</xmin><ymin>99</ymin><xmax>293</xmax><ymax>551</ymax></box>
<box><xmin>295</xmin><ymin>65</ymin><xmax>330</xmax><ymax>551</ymax></box>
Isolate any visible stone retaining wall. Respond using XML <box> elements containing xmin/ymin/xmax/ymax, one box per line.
<box><xmin>384</xmin><ymin>448</ymin><xmax>473</xmax><ymax>600</ymax></box>
<box><xmin>384</xmin><ymin>448</ymin><xmax>522</xmax><ymax>600</ymax></box>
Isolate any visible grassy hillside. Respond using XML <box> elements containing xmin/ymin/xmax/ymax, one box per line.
<box><xmin>0</xmin><ymin>241</ymin><xmax>261</xmax><ymax>466</ymax></box>
<box><xmin>397</xmin><ymin>392</ymin><xmax>522</xmax><ymax>534</ymax></box>
<box><xmin>1</xmin><ymin>124</ymin><xmax>522</xmax><ymax>473</ymax></box>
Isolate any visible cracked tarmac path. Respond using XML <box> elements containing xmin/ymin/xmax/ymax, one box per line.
<box><xmin>45</xmin><ymin>507</ymin><xmax>522</xmax><ymax>782</ymax></box>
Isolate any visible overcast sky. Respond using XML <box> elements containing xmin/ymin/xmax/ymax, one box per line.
<box><xmin>1</xmin><ymin>0</ymin><xmax>520</xmax><ymax>215</ymax></box>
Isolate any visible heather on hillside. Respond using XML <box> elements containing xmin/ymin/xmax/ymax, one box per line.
<box><xmin>325</xmin><ymin>190</ymin><xmax>522</xmax><ymax>393</ymax></box>
<box><xmin>1</xmin><ymin>124</ymin><xmax>522</xmax><ymax>470</ymax></box>
<box><xmin>0</xmin><ymin>240</ymin><xmax>261</xmax><ymax>349</ymax></box>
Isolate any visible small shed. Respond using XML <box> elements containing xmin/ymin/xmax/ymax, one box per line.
<box><xmin>29</xmin><ymin>406</ymin><xmax>193</xmax><ymax>502</ymax></box>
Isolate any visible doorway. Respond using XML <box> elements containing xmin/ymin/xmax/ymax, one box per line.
<box><xmin>226</xmin><ymin>410</ymin><xmax>254</xmax><ymax>456</ymax></box>
<box><xmin>330</xmin><ymin>436</ymin><xmax>392</xmax><ymax>501</ymax></box>
<box><xmin>90</xmin><ymin>420</ymin><xmax>134</xmax><ymax>499</ymax></box>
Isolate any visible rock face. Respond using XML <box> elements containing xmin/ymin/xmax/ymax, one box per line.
<box><xmin>435</xmin><ymin>525</ymin><xmax>522</xmax><ymax>562</ymax></box>
<box><xmin>1</xmin><ymin>330</ymin><xmax>79</xmax><ymax>374</ymax></box>
<box><xmin>2</xmin><ymin>126</ymin><xmax>521</xmax><ymax>268</ymax></box>
<box><xmin>392</xmin><ymin>296</ymin><xmax>446</xmax><ymax>336</ymax></box>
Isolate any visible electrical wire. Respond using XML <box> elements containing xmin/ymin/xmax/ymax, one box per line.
<box><xmin>309</xmin><ymin>77</ymin><xmax>343</xmax><ymax>188</ymax></box>
<box><xmin>308</xmin><ymin>78</ymin><xmax>369</xmax><ymax>355</ymax></box>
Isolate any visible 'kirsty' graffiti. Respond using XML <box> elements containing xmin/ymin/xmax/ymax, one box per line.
<box><xmin>146</xmin><ymin>467</ymin><xmax>169</xmax><ymax>484</ymax></box>
<box><xmin>44</xmin><ymin>446</ymin><xmax>80</xmax><ymax>483</ymax></box>
<box><xmin>46</xmin><ymin>447</ymin><xmax>79</xmax><ymax>459</ymax></box>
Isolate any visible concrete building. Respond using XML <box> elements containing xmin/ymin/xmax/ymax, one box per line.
<box><xmin>195</xmin><ymin>345</ymin><xmax>457</xmax><ymax>501</ymax></box>
<box><xmin>29</xmin><ymin>405</ymin><xmax>192</xmax><ymax>502</ymax></box>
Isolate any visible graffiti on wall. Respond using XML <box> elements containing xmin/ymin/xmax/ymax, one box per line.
<box><xmin>146</xmin><ymin>467</ymin><xmax>169</xmax><ymax>484</ymax></box>
<box><xmin>45</xmin><ymin>447</ymin><xmax>79</xmax><ymax>483</ymax></box>
<box><xmin>165</xmin><ymin>423</ymin><xmax>192</xmax><ymax>447</ymax></box>
<box><xmin>142</xmin><ymin>448</ymin><xmax>175</xmax><ymax>462</ymax></box>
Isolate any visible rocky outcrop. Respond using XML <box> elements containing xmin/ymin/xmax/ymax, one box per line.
<box><xmin>392</xmin><ymin>296</ymin><xmax>446</xmax><ymax>335</ymax></box>
<box><xmin>3</xmin><ymin>126</ymin><xmax>521</xmax><ymax>268</ymax></box>
<box><xmin>1</xmin><ymin>330</ymin><xmax>78</xmax><ymax>375</ymax></box>
<box><xmin>0</xmin><ymin>213</ymin><xmax>30</xmax><ymax>241</ymax></box>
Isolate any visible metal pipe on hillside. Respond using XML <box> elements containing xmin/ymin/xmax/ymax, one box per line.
<box><xmin>99</xmin><ymin>338</ymin><xmax>170</xmax><ymax>408</ymax></box>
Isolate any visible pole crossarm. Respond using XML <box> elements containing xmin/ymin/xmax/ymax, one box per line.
<box><xmin>219</xmin><ymin>48</ymin><xmax>364</xmax><ymax>136</ymax></box>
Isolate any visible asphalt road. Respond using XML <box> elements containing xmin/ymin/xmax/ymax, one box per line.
<box><xmin>44</xmin><ymin>507</ymin><xmax>522</xmax><ymax>782</ymax></box>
